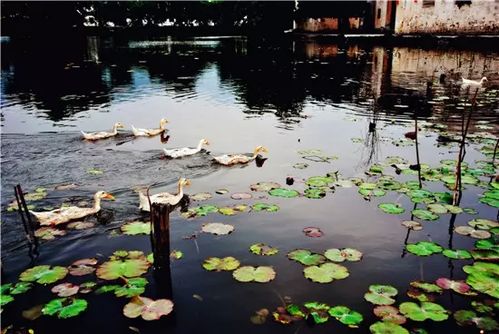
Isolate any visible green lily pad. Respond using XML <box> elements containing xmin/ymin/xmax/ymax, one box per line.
<box><xmin>442</xmin><ymin>249</ymin><xmax>472</xmax><ymax>260</ymax></box>
<box><xmin>412</xmin><ymin>209</ymin><xmax>439</xmax><ymax>221</ymax></box>
<box><xmin>475</xmin><ymin>238</ymin><xmax>499</xmax><ymax>252</ymax></box>
<box><xmin>249</xmin><ymin>243</ymin><xmax>278</xmax><ymax>256</ymax></box>
<box><xmin>96</xmin><ymin>254</ymin><xmax>150</xmax><ymax>280</ymax></box>
<box><xmin>409</xmin><ymin>281</ymin><xmax>443</xmax><ymax>294</ymax></box>
<box><xmin>436</xmin><ymin>278</ymin><xmax>471</xmax><ymax>294</ymax></box>
<box><xmin>304</xmin><ymin>263</ymin><xmax>349</xmax><ymax>283</ymax></box>
<box><xmin>328</xmin><ymin>306</ymin><xmax>363</xmax><ymax>327</ymax></box>
<box><xmin>471</xmin><ymin>249</ymin><xmax>499</xmax><ymax>261</ymax></box>
<box><xmin>369</xmin><ymin>164</ymin><xmax>384</xmax><ymax>174</ymax></box>
<box><xmin>202</xmin><ymin>257</ymin><xmax>240</xmax><ymax>271</ymax></box>
<box><xmin>463</xmin><ymin>207</ymin><xmax>478</xmax><ymax>214</ymax></box>
<box><xmin>34</xmin><ymin>227</ymin><xmax>66</xmax><ymax>240</ymax></box>
<box><xmin>20</xmin><ymin>265</ymin><xmax>68</xmax><ymax>284</ymax></box>
<box><xmin>268</xmin><ymin>188</ymin><xmax>299</xmax><ymax>198</ymax></box>
<box><xmin>304</xmin><ymin>188</ymin><xmax>326</xmax><ymax>199</ymax></box>
<box><xmin>303</xmin><ymin>302</ymin><xmax>330</xmax><ymax>324</ymax></box>
<box><xmin>306</xmin><ymin>176</ymin><xmax>334</xmax><ymax>187</ymax></box>
<box><xmin>463</xmin><ymin>262</ymin><xmax>499</xmax><ymax>298</ymax></box>
<box><xmin>114</xmin><ymin>277</ymin><xmax>148</xmax><ymax>298</ymax></box>
<box><xmin>401</xmin><ymin>221</ymin><xmax>422</xmax><ymax>231</ymax></box>
<box><xmin>251</xmin><ymin>203</ymin><xmax>279</xmax><ymax>212</ymax></box>
<box><xmin>359</xmin><ymin>182</ymin><xmax>376</xmax><ymax>190</ymax></box>
<box><xmin>287</xmin><ymin>249</ymin><xmax>326</xmax><ymax>266</ymax></box>
<box><xmin>471</xmin><ymin>300</ymin><xmax>494</xmax><ymax>314</ymax></box>
<box><xmin>250</xmin><ymin>182</ymin><xmax>281</xmax><ymax>192</ymax></box>
<box><xmin>42</xmin><ymin>298</ymin><xmax>88</xmax><ymax>318</ymax></box>
<box><xmin>1</xmin><ymin>294</ymin><xmax>14</xmax><ymax>306</ymax></box>
<box><xmin>427</xmin><ymin>204</ymin><xmax>447</xmax><ymax>214</ymax></box>
<box><xmin>123</xmin><ymin>296</ymin><xmax>173</xmax><ymax>321</ymax></box>
<box><xmin>444</xmin><ymin>204</ymin><xmax>463</xmax><ymax>214</ymax></box>
<box><xmin>373</xmin><ymin>305</ymin><xmax>406</xmax><ymax>324</ymax></box>
<box><xmin>232</xmin><ymin>266</ymin><xmax>276</xmax><ymax>283</ymax></box>
<box><xmin>468</xmin><ymin>218</ymin><xmax>499</xmax><ymax>230</ymax></box>
<box><xmin>377</xmin><ymin>180</ymin><xmax>402</xmax><ymax>191</ymax></box>
<box><xmin>121</xmin><ymin>221</ymin><xmax>151</xmax><ymax>235</ymax></box>
<box><xmin>364</xmin><ymin>285</ymin><xmax>398</xmax><ymax>305</ymax></box>
<box><xmin>193</xmin><ymin>205</ymin><xmax>219</xmax><ymax>216</ymax></box>
<box><xmin>407</xmin><ymin>189</ymin><xmax>436</xmax><ymax>204</ymax></box>
<box><xmin>406</xmin><ymin>241</ymin><xmax>443</xmax><ymax>256</ymax></box>
<box><xmin>2</xmin><ymin>282</ymin><xmax>33</xmax><ymax>297</ymax></box>
<box><xmin>191</xmin><ymin>192</ymin><xmax>212</xmax><ymax>201</ymax></box>
<box><xmin>324</xmin><ymin>248</ymin><xmax>362</xmax><ymax>262</ymax></box>
<box><xmin>359</xmin><ymin>188</ymin><xmax>386</xmax><ymax>198</ymax></box>
<box><xmin>369</xmin><ymin>321</ymin><xmax>409</xmax><ymax>334</ymax></box>
<box><xmin>399</xmin><ymin>302</ymin><xmax>449</xmax><ymax>321</ymax></box>
<box><xmin>379</xmin><ymin>203</ymin><xmax>405</xmax><ymax>214</ymax></box>
<box><xmin>454</xmin><ymin>309</ymin><xmax>499</xmax><ymax>331</ymax></box>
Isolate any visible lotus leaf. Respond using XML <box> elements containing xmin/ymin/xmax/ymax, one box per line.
<box><xmin>480</xmin><ymin>193</ymin><xmax>499</xmax><ymax>208</ymax></box>
<box><xmin>251</xmin><ymin>203</ymin><xmax>279</xmax><ymax>212</ymax></box>
<box><xmin>474</xmin><ymin>238</ymin><xmax>499</xmax><ymax>252</ymax></box>
<box><xmin>324</xmin><ymin>248</ymin><xmax>362</xmax><ymax>262</ymax></box>
<box><xmin>34</xmin><ymin>227</ymin><xmax>66</xmax><ymax>240</ymax></box>
<box><xmin>96</xmin><ymin>257</ymin><xmax>150</xmax><ymax>280</ymax></box>
<box><xmin>42</xmin><ymin>298</ymin><xmax>88</xmax><ymax>318</ymax></box>
<box><xmin>409</xmin><ymin>281</ymin><xmax>442</xmax><ymax>294</ymax></box>
<box><xmin>202</xmin><ymin>257</ymin><xmax>240</xmax><ymax>271</ymax></box>
<box><xmin>303</xmin><ymin>263</ymin><xmax>349</xmax><ymax>283</ymax></box>
<box><xmin>434</xmin><ymin>191</ymin><xmax>452</xmax><ymax>204</ymax></box>
<box><xmin>2</xmin><ymin>282</ymin><xmax>33</xmax><ymax>297</ymax></box>
<box><xmin>231</xmin><ymin>192</ymin><xmax>252</xmax><ymax>200</ymax></box>
<box><xmin>379</xmin><ymin>203</ymin><xmax>405</xmax><ymax>214</ymax></box>
<box><xmin>304</xmin><ymin>188</ymin><xmax>326</xmax><ymax>199</ymax></box>
<box><xmin>68</xmin><ymin>258</ymin><xmax>97</xmax><ymax>276</ymax></box>
<box><xmin>232</xmin><ymin>266</ymin><xmax>275</xmax><ymax>283</ymax></box>
<box><xmin>442</xmin><ymin>249</ymin><xmax>472</xmax><ymax>260</ymax></box>
<box><xmin>435</xmin><ymin>278</ymin><xmax>471</xmax><ymax>294</ymax></box>
<box><xmin>1</xmin><ymin>293</ymin><xmax>14</xmax><ymax>306</ymax></box>
<box><xmin>20</xmin><ymin>265</ymin><xmax>68</xmax><ymax>284</ymax></box>
<box><xmin>444</xmin><ymin>204</ymin><xmax>463</xmax><ymax>214</ymax></box>
<box><xmin>359</xmin><ymin>182</ymin><xmax>376</xmax><ymax>190</ymax></box>
<box><xmin>441</xmin><ymin>174</ymin><xmax>478</xmax><ymax>185</ymax></box>
<box><xmin>201</xmin><ymin>223</ymin><xmax>234</xmax><ymax>235</ymax></box>
<box><xmin>455</xmin><ymin>226</ymin><xmax>491</xmax><ymax>239</ymax></box>
<box><xmin>250</xmin><ymin>243</ymin><xmax>278</xmax><ymax>256</ymax></box>
<box><xmin>399</xmin><ymin>302</ymin><xmax>449</xmax><ymax>321</ymax></box>
<box><xmin>286</xmin><ymin>304</ymin><xmax>306</xmax><ymax>318</ymax></box>
<box><xmin>471</xmin><ymin>300</ymin><xmax>494</xmax><ymax>314</ymax></box>
<box><xmin>24</xmin><ymin>188</ymin><xmax>47</xmax><ymax>201</ymax></box>
<box><xmin>406</xmin><ymin>241</ymin><xmax>443</xmax><ymax>256</ymax></box>
<box><xmin>463</xmin><ymin>207</ymin><xmax>478</xmax><ymax>214</ymax></box>
<box><xmin>287</xmin><ymin>249</ymin><xmax>325</xmax><ymax>266</ymax></box>
<box><xmin>95</xmin><ymin>285</ymin><xmax>120</xmax><ymax>294</ymax></box>
<box><xmin>454</xmin><ymin>309</ymin><xmax>499</xmax><ymax>331</ymax></box>
<box><xmin>411</xmin><ymin>209</ymin><xmax>438</xmax><ymax>221</ymax></box>
<box><xmin>67</xmin><ymin>221</ymin><xmax>95</xmax><ymax>229</ymax></box>
<box><xmin>51</xmin><ymin>283</ymin><xmax>79</xmax><ymax>297</ymax></box>
<box><xmin>364</xmin><ymin>285</ymin><xmax>398</xmax><ymax>305</ymax></box>
<box><xmin>369</xmin><ymin>321</ymin><xmax>409</xmax><ymax>334</ymax></box>
<box><xmin>121</xmin><ymin>221</ymin><xmax>151</xmax><ymax>235</ymax></box>
<box><xmin>401</xmin><ymin>221</ymin><xmax>422</xmax><ymax>231</ymax></box>
<box><xmin>335</xmin><ymin>180</ymin><xmax>354</xmax><ymax>188</ymax></box>
<box><xmin>463</xmin><ymin>262</ymin><xmax>499</xmax><ymax>298</ymax></box>
<box><xmin>123</xmin><ymin>296</ymin><xmax>173</xmax><ymax>321</ymax></box>
<box><xmin>328</xmin><ymin>306</ymin><xmax>363</xmax><ymax>327</ymax></box>
<box><xmin>302</xmin><ymin>227</ymin><xmax>323</xmax><ymax>238</ymax></box>
<box><xmin>193</xmin><ymin>205</ymin><xmax>218</xmax><ymax>216</ymax></box>
<box><xmin>359</xmin><ymin>188</ymin><xmax>386</xmax><ymax>198</ymax></box>
<box><xmin>218</xmin><ymin>207</ymin><xmax>236</xmax><ymax>215</ymax></box>
<box><xmin>468</xmin><ymin>218</ymin><xmax>499</xmax><ymax>230</ymax></box>
<box><xmin>407</xmin><ymin>189</ymin><xmax>436</xmax><ymax>204</ymax></box>
<box><xmin>303</xmin><ymin>302</ymin><xmax>330</xmax><ymax>324</ymax></box>
<box><xmin>170</xmin><ymin>250</ymin><xmax>183</xmax><ymax>260</ymax></box>
<box><xmin>250</xmin><ymin>182</ymin><xmax>281</xmax><ymax>192</ymax></box>
<box><xmin>306</xmin><ymin>176</ymin><xmax>333</xmax><ymax>187</ymax></box>
<box><xmin>191</xmin><ymin>192</ymin><xmax>212</xmax><ymax>201</ymax></box>
<box><xmin>114</xmin><ymin>278</ymin><xmax>148</xmax><ymax>298</ymax></box>
<box><xmin>268</xmin><ymin>188</ymin><xmax>299</xmax><ymax>198</ymax></box>
<box><xmin>79</xmin><ymin>282</ymin><xmax>96</xmax><ymax>294</ymax></box>
<box><xmin>427</xmin><ymin>204</ymin><xmax>447</xmax><ymax>214</ymax></box>
<box><xmin>373</xmin><ymin>305</ymin><xmax>406</xmax><ymax>324</ymax></box>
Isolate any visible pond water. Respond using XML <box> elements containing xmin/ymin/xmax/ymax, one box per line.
<box><xmin>1</xmin><ymin>36</ymin><xmax>498</xmax><ymax>334</ymax></box>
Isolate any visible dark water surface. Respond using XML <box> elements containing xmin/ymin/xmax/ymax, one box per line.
<box><xmin>1</xmin><ymin>36</ymin><xmax>498</xmax><ymax>334</ymax></box>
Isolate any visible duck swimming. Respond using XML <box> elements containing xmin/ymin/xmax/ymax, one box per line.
<box><xmin>213</xmin><ymin>146</ymin><xmax>268</xmax><ymax>166</ymax></box>
<box><xmin>461</xmin><ymin>76</ymin><xmax>487</xmax><ymax>87</ymax></box>
<box><xmin>30</xmin><ymin>191</ymin><xmax>115</xmax><ymax>226</ymax></box>
<box><xmin>132</xmin><ymin>118</ymin><xmax>169</xmax><ymax>137</ymax></box>
<box><xmin>163</xmin><ymin>139</ymin><xmax>209</xmax><ymax>158</ymax></box>
<box><xmin>81</xmin><ymin>122</ymin><xmax>124</xmax><ymax>140</ymax></box>
<box><xmin>138</xmin><ymin>177</ymin><xmax>191</xmax><ymax>212</ymax></box>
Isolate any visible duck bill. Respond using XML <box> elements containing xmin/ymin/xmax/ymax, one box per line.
<box><xmin>103</xmin><ymin>194</ymin><xmax>115</xmax><ymax>201</ymax></box>
<box><xmin>184</xmin><ymin>180</ymin><xmax>191</xmax><ymax>186</ymax></box>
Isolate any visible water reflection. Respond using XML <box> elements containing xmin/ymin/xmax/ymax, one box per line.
<box><xmin>1</xmin><ymin>36</ymin><xmax>498</xmax><ymax>131</ymax></box>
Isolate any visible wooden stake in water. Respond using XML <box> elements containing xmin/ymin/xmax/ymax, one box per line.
<box><xmin>149</xmin><ymin>203</ymin><xmax>171</xmax><ymax>270</ymax></box>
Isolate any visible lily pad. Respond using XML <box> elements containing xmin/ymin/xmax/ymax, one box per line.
<box><xmin>304</xmin><ymin>188</ymin><xmax>326</xmax><ymax>199</ymax></box>
<box><xmin>251</xmin><ymin>203</ymin><xmax>279</xmax><ymax>212</ymax></box>
<box><xmin>399</xmin><ymin>302</ymin><xmax>448</xmax><ymax>321</ymax></box>
<box><xmin>369</xmin><ymin>321</ymin><xmax>409</xmax><ymax>334</ymax></box>
<box><xmin>303</xmin><ymin>227</ymin><xmax>323</xmax><ymax>238</ymax></box>
<box><xmin>442</xmin><ymin>249</ymin><xmax>472</xmax><ymax>260</ymax></box>
<box><xmin>66</xmin><ymin>221</ymin><xmax>95</xmax><ymax>230</ymax></box>
<box><xmin>412</xmin><ymin>209</ymin><xmax>439</xmax><ymax>221</ymax></box>
<box><xmin>250</xmin><ymin>182</ymin><xmax>281</xmax><ymax>192</ymax></box>
<box><xmin>3</xmin><ymin>282</ymin><xmax>33</xmax><ymax>295</ymax></box>
<box><xmin>409</xmin><ymin>281</ymin><xmax>443</xmax><ymax>294</ymax></box>
<box><xmin>287</xmin><ymin>249</ymin><xmax>326</xmax><ymax>266</ymax></box>
<box><xmin>455</xmin><ymin>226</ymin><xmax>491</xmax><ymax>239</ymax></box>
<box><xmin>232</xmin><ymin>266</ymin><xmax>276</xmax><ymax>283</ymax></box>
<box><xmin>123</xmin><ymin>296</ymin><xmax>173</xmax><ymax>321</ymax></box>
<box><xmin>324</xmin><ymin>248</ymin><xmax>362</xmax><ymax>262</ymax></box>
<box><xmin>306</xmin><ymin>176</ymin><xmax>333</xmax><ymax>187</ymax></box>
<box><xmin>463</xmin><ymin>262</ymin><xmax>499</xmax><ymax>298</ymax></box>
<box><xmin>454</xmin><ymin>309</ymin><xmax>499</xmax><ymax>331</ymax></box>
<box><xmin>406</xmin><ymin>241</ymin><xmax>443</xmax><ymax>256</ymax></box>
<box><xmin>51</xmin><ymin>283</ymin><xmax>79</xmax><ymax>297</ymax></box>
<box><xmin>328</xmin><ymin>305</ymin><xmax>363</xmax><ymax>327</ymax></box>
<box><xmin>250</xmin><ymin>243</ymin><xmax>278</xmax><ymax>256</ymax></box>
<box><xmin>96</xmin><ymin>255</ymin><xmax>150</xmax><ymax>280</ymax></box>
<box><xmin>364</xmin><ymin>285</ymin><xmax>398</xmax><ymax>305</ymax></box>
<box><xmin>201</xmin><ymin>223</ymin><xmax>234</xmax><ymax>235</ymax></box>
<box><xmin>34</xmin><ymin>227</ymin><xmax>66</xmax><ymax>240</ymax></box>
<box><xmin>303</xmin><ymin>302</ymin><xmax>330</xmax><ymax>324</ymax></box>
<box><xmin>436</xmin><ymin>278</ymin><xmax>471</xmax><ymax>294</ymax></box>
<box><xmin>268</xmin><ymin>188</ymin><xmax>299</xmax><ymax>198</ymax></box>
<box><xmin>444</xmin><ymin>204</ymin><xmax>463</xmax><ymax>214</ymax></box>
<box><xmin>231</xmin><ymin>192</ymin><xmax>252</xmax><ymax>200</ymax></box>
<box><xmin>468</xmin><ymin>218</ymin><xmax>499</xmax><ymax>230</ymax></box>
<box><xmin>303</xmin><ymin>263</ymin><xmax>349</xmax><ymax>283</ymax></box>
<box><xmin>42</xmin><ymin>298</ymin><xmax>88</xmax><ymax>318</ymax></box>
<box><xmin>373</xmin><ymin>305</ymin><xmax>406</xmax><ymax>324</ymax></box>
<box><xmin>193</xmin><ymin>205</ymin><xmax>219</xmax><ymax>216</ymax></box>
<box><xmin>68</xmin><ymin>258</ymin><xmax>98</xmax><ymax>277</ymax></box>
<box><xmin>191</xmin><ymin>192</ymin><xmax>212</xmax><ymax>201</ymax></box>
<box><xmin>401</xmin><ymin>221</ymin><xmax>422</xmax><ymax>231</ymax></box>
<box><xmin>121</xmin><ymin>221</ymin><xmax>151</xmax><ymax>235</ymax></box>
<box><xmin>202</xmin><ymin>257</ymin><xmax>240</xmax><ymax>271</ymax></box>
<box><xmin>20</xmin><ymin>265</ymin><xmax>68</xmax><ymax>284</ymax></box>
<box><xmin>379</xmin><ymin>203</ymin><xmax>405</xmax><ymax>214</ymax></box>
<box><xmin>427</xmin><ymin>204</ymin><xmax>447</xmax><ymax>214</ymax></box>
<box><xmin>114</xmin><ymin>277</ymin><xmax>148</xmax><ymax>298</ymax></box>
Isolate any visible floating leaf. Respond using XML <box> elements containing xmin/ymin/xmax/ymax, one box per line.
<box><xmin>407</xmin><ymin>189</ymin><xmax>436</xmax><ymax>204</ymax></box>
<box><xmin>233</xmin><ymin>266</ymin><xmax>276</xmax><ymax>283</ymax></box>
<box><xmin>302</xmin><ymin>227</ymin><xmax>323</xmax><ymax>238</ymax></box>
<box><xmin>455</xmin><ymin>226</ymin><xmax>491</xmax><ymax>239</ymax></box>
<box><xmin>250</xmin><ymin>182</ymin><xmax>281</xmax><ymax>192</ymax></box>
<box><xmin>324</xmin><ymin>248</ymin><xmax>362</xmax><ymax>262</ymax></box>
<box><xmin>121</xmin><ymin>221</ymin><xmax>151</xmax><ymax>235</ymax></box>
<box><xmin>87</xmin><ymin>168</ymin><xmax>103</xmax><ymax>175</ymax></box>
<box><xmin>364</xmin><ymin>285</ymin><xmax>398</xmax><ymax>305</ymax></box>
<box><xmin>442</xmin><ymin>249</ymin><xmax>472</xmax><ymax>260</ymax></box>
<box><xmin>306</xmin><ymin>176</ymin><xmax>333</xmax><ymax>187</ymax></box>
<box><xmin>123</xmin><ymin>296</ymin><xmax>173</xmax><ymax>321</ymax></box>
<box><xmin>250</xmin><ymin>308</ymin><xmax>269</xmax><ymax>325</ymax></box>
<box><xmin>96</xmin><ymin>256</ymin><xmax>149</xmax><ymax>280</ymax></box>
<box><xmin>114</xmin><ymin>278</ymin><xmax>148</xmax><ymax>298</ymax></box>
<box><xmin>193</xmin><ymin>205</ymin><xmax>218</xmax><ymax>216</ymax></box>
<box><xmin>79</xmin><ymin>282</ymin><xmax>96</xmax><ymax>294</ymax></box>
<box><xmin>406</xmin><ymin>241</ymin><xmax>443</xmax><ymax>256</ymax></box>
<box><xmin>373</xmin><ymin>305</ymin><xmax>406</xmax><ymax>324</ymax></box>
<box><xmin>377</xmin><ymin>180</ymin><xmax>402</xmax><ymax>191</ymax></box>
<box><xmin>293</xmin><ymin>163</ymin><xmax>309</xmax><ymax>169</ymax></box>
<box><xmin>444</xmin><ymin>204</ymin><xmax>463</xmax><ymax>214</ymax></box>
<box><xmin>34</xmin><ymin>227</ymin><xmax>66</xmax><ymax>240</ymax></box>
<box><xmin>427</xmin><ymin>204</ymin><xmax>447</xmax><ymax>214</ymax></box>
<box><xmin>68</xmin><ymin>258</ymin><xmax>98</xmax><ymax>276</ymax></box>
<box><xmin>399</xmin><ymin>302</ymin><xmax>449</xmax><ymax>321</ymax></box>
<box><xmin>369</xmin><ymin>321</ymin><xmax>409</xmax><ymax>334</ymax></box>
<box><xmin>303</xmin><ymin>263</ymin><xmax>349</xmax><ymax>283</ymax></box>
<box><xmin>412</xmin><ymin>209</ymin><xmax>438</xmax><ymax>221</ymax></box>
<box><xmin>231</xmin><ymin>192</ymin><xmax>252</xmax><ymax>200</ymax></box>
<box><xmin>191</xmin><ymin>192</ymin><xmax>212</xmax><ymax>201</ymax></box>
<box><xmin>251</xmin><ymin>203</ymin><xmax>279</xmax><ymax>212</ymax></box>
<box><xmin>51</xmin><ymin>283</ymin><xmax>79</xmax><ymax>297</ymax></box>
<box><xmin>42</xmin><ymin>298</ymin><xmax>88</xmax><ymax>318</ymax></box>
<box><xmin>303</xmin><ymin>302</ymin><xmax>330</xmax><ymax>324</ymax></box>
<box><xmin>436</xmin><ymin>278</ymin><xmax>471</xmax><ymax>294</ymax></box>
<box><xmin>463</xmin><ymin>262</ymin><xmax>499</xmax><ymax>298</ymax></box>
<box><xmin>250</xmin><ymin>243</ymin><xmax>278</xmax><ymax>256</ymax></box>
<box><xmin>268</xmin><ymin>188</ymin><xmax>299</xmax><ymax>198</ymax></box>
<box><xmin>22</xmin><ymin>304</ymin><xmax>44</xmax><ymax>320</ymax></box>
<box><xmin>20</xmin><ymin>265</ymin><xmax>68</xmax><ymax>284</ymax></box>
<box><xmin>201</xmin><ymin>223</ymin><xmax>234</xmax><ymax>235</ymax></box>
<box><xmin>409</xmin><ymin>281</ymin><xmax>442</xmax><ymax>294</ymax></box>
<box><xmin>304</xmin><ymin>188</ymin><xmax>326</xmax><ymax>199</ymax></box>
<box><xmin>66</xmin><ymin>221</ymin><xmax>95</xmax><ymax>230</ymax></box>
<box><xmin>170</xmin><ymin>250</ymin><xmax>183</xmax><ymax>260</ymax></box>
<box><xmin>454</xmin><ymin>309</ymin><xmax>499</xmax><ymax>331</ymax></box>
<box><xmin>401</xmin><ymin>221</ymin><xmax>422</xmax><ymax>231</ymax></box>
<box><xmin>202</xmin><ymin>257</ymin><xmax>240</xmax><ymax>271</ymax></box>
<box><xmin>379</xmin><ymin>203</ymin><xmax>405</xmax><ymax>214</ymax></box>
<box><xmin>0</xmin><ymin>293</ymin><xmax>14</xmax><ymax>306</ymax></box>
<box><xmin>287</xmin><ymin>249</ymin><xmax>325</xmax><ymax>266</ymax></box>
<box><xmin>468</xmin><ymin>218</ymin><xmax>499</xmax><ymax>230</ymax></box>
<box><xmin>328</xmin><ymin>306</ymin><xmax>363</xmax><ymax>327</ymax></box>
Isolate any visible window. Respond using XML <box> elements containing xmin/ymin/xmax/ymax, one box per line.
<box><xmin>377</xmin><ymin>8</ymin><xmax>381</xmax><ymax>19</ymax></box>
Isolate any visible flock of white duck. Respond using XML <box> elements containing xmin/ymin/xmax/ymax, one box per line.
<box><xmin>30</xmin><ymin>118</ymin><xmax>269</xmax><ymax>225</ymax></box>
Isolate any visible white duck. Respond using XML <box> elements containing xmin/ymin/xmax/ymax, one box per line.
<box><xmin>138</xmin><ymin>178</ymin><xmax>191</xmax><ymax>212</ymax></box>
<box><xmin>163</xmin><ymin>139</ymin><xmax>210</xmax><ymax>158</ymax></box>
<box><xmin>461</xmin><ymin>76</ymin><xmax>487</xmax><ymax>88</ymax></box>
<box><xmin>30</xmin><ymin>191</ymin><xmax>115</xmax><ymax>226</ymax></box>
<box><xmin>131</xmin><ymin>118</ymin><xmax>169</xmax><ymax>137</ymax></box>
<box><xmin>213</xmin><ymin>146</ymin><xmax>268</xmax><ymax>166</ymax></box>
<box><xmin>81</xmin><ymin>122</ymin><xmax>124</xmax><ymax>140</ymax></box>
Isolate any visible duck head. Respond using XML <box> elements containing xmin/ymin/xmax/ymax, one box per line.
<box><xmin>114</xmin><ymin>122</ymin><xmax>125</xmax><ymax>129</ymax></box>
<box><xmin>95</xmin><ymin>191</ymin><xmax>115</xmax><ymax>200</ymax></box>
<box><xmin>254</xmin><ymin>146</ymin><xmax>269</xmax><ymax>155</ymax></box>
<box><xmin>159</xmin><ymin>118</ymin><xmax>169</xmax><ymax>129</ymax></box>
<box><xmin>480</xmin><ymin>77</ymin><xmax>488</xmax><ymax>84</ymax></box>
<box><xmin>179</xmin><ymin>178</ymin><xmax>191</xmax><ymax>187</ymax></box>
